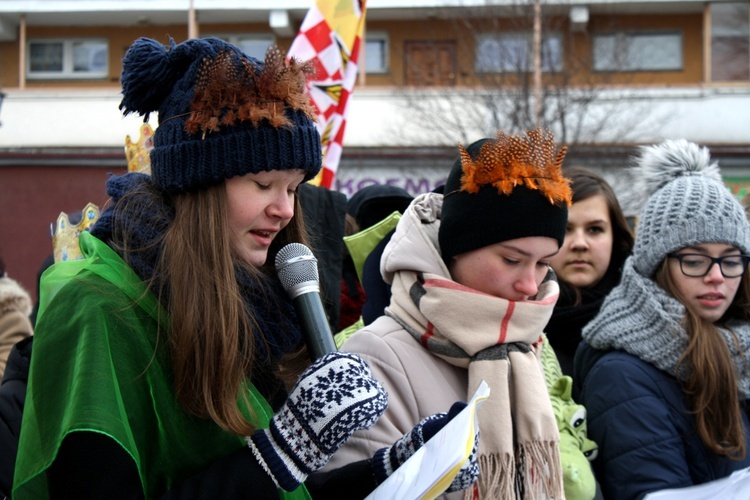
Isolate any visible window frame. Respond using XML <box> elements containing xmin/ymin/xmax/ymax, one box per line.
<box><xmin>592</xmin><ymin>30</ymin><xmax>684</xmax><ymax>73</ymax></box>
<box><xmin>474</xmin><ymin>31</ymin><xmax>564</xmax><ymax>74</ymax></box>
<box><xmin>206</xmin><ymin>34</ymin><xmax>276</xmax><ymax>60</ymax></box>
<box><xmin>364</xmin><ymin>31</ymin><xmax>389</xmax><ymax>74</ymax></box>
<box><xmin>709</xmin><ymin>2</ymin><xmax>750</xmax><ymax>82</ymax></box>
<box><xmin>27</xmin><ymin>38</ymin><xmax>109</xmax><ymax>80</ymax></box>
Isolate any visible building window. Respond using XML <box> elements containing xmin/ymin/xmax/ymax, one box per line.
<box><xmin>475</xmin><ymin>32</ymin><xmax>563</xmax><ymax>73</ymax></box>
<box><xmin>593</xmin><ymin>32</ymin><xmax>683</xmax><ymax>71</ymax></box>
<box><xmin>364</xmin><ymin>32</ymin><xmax>388</xmax><ymax>73</ymax></box>
<box><xmin>28</xmin><ymin>39</ymin><xmax>108</xmax><ymax>79</ymax></box>
<box><xmin>207</xmin><ymin>35</ymin><xmax>275</xmax><ymax>60</ymax></box>
<box><xmin>711</xmin><ymin>2</ymin><xmax>749</xmax><ymax>82</ymax></box>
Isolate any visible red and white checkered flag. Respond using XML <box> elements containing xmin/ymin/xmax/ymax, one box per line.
<box><xmin>287</xmin><ymin>0</ymin><xmax>367</xmax><ymax>188</ymax></box>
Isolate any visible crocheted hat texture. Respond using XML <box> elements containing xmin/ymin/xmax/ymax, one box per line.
<box><xmin>119</xmin><ymin>37</ymin><xmax>322</xmax><ymax>192</ymax></box>
<box><xmin>632</xmin><ymin>139</ymin><xmax>750</xmax><ymax>278</ymax></box>
<box><xmin>439</xmin><ymin>129</ymin><xmax>572</xmax><ymax>265</ymax></box>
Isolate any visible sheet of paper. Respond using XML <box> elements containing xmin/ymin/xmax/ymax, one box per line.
<box><xmin>365</xmin><ymin>380</ymin><xmax>490</xmax><ymax>500</ymax></box>
<box><xmin>643</xmin><ymin>466</ymin><xmax>750</xmax><ymax>500</ymax></box>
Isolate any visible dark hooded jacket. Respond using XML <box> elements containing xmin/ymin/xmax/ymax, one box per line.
<box><xmin>0</xmin><ymin>336</ymin><xmax>33</xmax><ymax>497</ymax></box>
<box><xmin>575</xmin><ymin>341</ymin><xmax>750</xmax><ymax>500</ymax></box>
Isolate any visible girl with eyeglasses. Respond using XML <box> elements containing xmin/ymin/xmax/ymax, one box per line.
<box><xmin>574</xmin><ymin>139</ymin><xmax>750</xmax><ymax>500</ymax></box>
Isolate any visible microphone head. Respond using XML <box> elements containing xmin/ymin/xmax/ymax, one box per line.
<box><xmin>275</xmin><ymin>243</ymin><xmax>320</xmax><ymax>298</ymax></box>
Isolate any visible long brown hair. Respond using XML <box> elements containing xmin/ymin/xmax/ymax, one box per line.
<box><xmin>114</xmin><ymin>179</ymin><xmax>310</xmax><ymax>435</ymax></box>
<box><xmin>656</xmin><ymin>261</ymin><xmax>750</xmax><ymax>459</ymax></box>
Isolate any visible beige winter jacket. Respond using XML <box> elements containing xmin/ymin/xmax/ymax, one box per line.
<box><xmin>325</xmin><ymin>194</ymin><xmax>469</xmax><ymax>498</ymax></box>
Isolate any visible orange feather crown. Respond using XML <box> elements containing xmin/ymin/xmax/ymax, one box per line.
<box><xmin>454</xmin><ymin>129</ymin><xmax>572</xmax><ymax>207</ymax></box>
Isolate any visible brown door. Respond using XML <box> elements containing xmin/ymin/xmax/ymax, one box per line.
<box><xmin>404</xmin><ymin>41</ymin><xmax>457</xmax><ymax>86</ymax></box>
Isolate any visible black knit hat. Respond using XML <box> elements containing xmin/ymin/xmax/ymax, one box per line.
<box><xmin>347</xmin><ymin>185</ymin><xmax>414</xmax><ymax>230</ymax></box>
<box><xmin>439</xmin><ymin>130</ymin><xmax>572</xmax><ymax>265</ymax></box>
<box><xmin>119</xmin><ymin>37</ymin><xmax>322</xmax><ymax>192</ymax></box>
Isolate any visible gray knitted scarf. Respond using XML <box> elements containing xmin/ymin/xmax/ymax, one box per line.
<box><xmin>582</xmin><ymin>257</ymin><xmax>750</xmax><ymax>398</ymax></box>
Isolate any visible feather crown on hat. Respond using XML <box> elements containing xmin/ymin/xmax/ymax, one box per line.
<box><xmin>119</xmin><ymin>37</ymin><xmax>318</xmax><ymax>135</ymax></box>
<box><xmin>457</xmin><ymin>129</ymin><xmax>572</xmax><ymax>206</ymax></box>
<box><xmin>186</xmin><ymin>45</ymin><xmax>317</xmax><ymax>135</ymax></box>
<box><xmin>636</xmin><ymin>139</ymin><xmax>722</xmax><ymax>197</ymax></box>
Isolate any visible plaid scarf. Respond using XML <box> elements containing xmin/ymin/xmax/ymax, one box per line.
<box><xmin>386</xmin><ymin>270</ymin><xmax>564</xmax><ymax>499</ymax></box>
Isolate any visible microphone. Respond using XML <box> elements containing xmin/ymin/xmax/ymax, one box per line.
<box><xmin>275</xmin><ymin>243</ymin><xmax>337</xmax><ymax>360</ymax></box>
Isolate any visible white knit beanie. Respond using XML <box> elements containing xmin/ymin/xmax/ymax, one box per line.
<box><xmin>633</xmin><ymin>139</ymin><xmax>750</xmax><ymax>277</ymax></box>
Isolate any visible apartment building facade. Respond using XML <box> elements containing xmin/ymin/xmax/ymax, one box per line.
<box><xmin>1</xmin><ymin>0</ymin><xmax>749</xmax><ymax>295</ymax></box>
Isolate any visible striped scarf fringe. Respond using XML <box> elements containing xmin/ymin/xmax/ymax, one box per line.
<box><xmin>470</xmin><ymin>441</ymin><xmax>564</xmax><ymax>499</ymax></box>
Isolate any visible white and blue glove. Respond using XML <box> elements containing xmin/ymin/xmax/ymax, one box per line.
<box><xmin>247</xmin><ymin>352</ymin><xmax>388</xmax><ymax>491</ymax></box>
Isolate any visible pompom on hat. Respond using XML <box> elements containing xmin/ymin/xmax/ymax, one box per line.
<box><xmin>632</xmin><ymin>139</ymin><xmax>750</xmax><ymax>277</ymax></box>
<box><xmin>119</xmin><ymin>37</ymin><xmax>322</xmax><ymax>192</ymax></box>
<box><xmin>439</xmin><ymin>129</ymin><xmax>572</xmax><ymax>265</ymax></box>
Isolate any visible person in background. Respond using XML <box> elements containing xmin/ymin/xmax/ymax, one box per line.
<box><xmin>12</xmin><ymin>37</ymin><xmax>475</xmax><ymax>500</ymax></box>
<box><xmin>346</xmin><ymin>185</ymin><xmax>415</xmax><ymax>233</ymax></box>
<box><xmin>298</xmin><ymin>183</ymin><xmax>348</xmax><ymax>333</ymax></box>
<box><xmin>547</xmin><ymin>167</ymin><xmax>634</xmax><ymax>378</ymax></box>
<box><xmin>28</xmin><ymin>254</ymin><xmax>54</xmax><ymax>328</ymax></box>
<box><xmin>338</xmin><ymin>185</ymin><xmax>414</xmax><ymax>332</ymax></box>
<box><xmin>575</xmin><ymin>139</ymin><xmax>750</xmax><ymax>499</ymax></box>
<box><xmin>327</xmin><ymin>129</ymin><xmax>585</xmax><ymax>499</ymax></box>
<box><xmin>0</xmin><ymin>257</ymin><xmax>33</xmax><ymax>381</ymax></box>
<box><xmin>0</xmin><ymin>256</ymin><xmax>34</xmax><ymax>497</ymax></box>
<box><xmin>339</xmin><ymin>213</ymin><xmax>368</xmax><ymax>331</ymax></box>
<box><xmin>0</xmin><ymin>335</ymin><xmax>32</xmax><ymax>499</ymax></box>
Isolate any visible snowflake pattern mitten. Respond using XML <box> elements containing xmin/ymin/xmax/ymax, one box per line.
<box><xmin>247</xmin><ymin>351</ymin><xmax>388</xmax><ymax>491</ymax></box>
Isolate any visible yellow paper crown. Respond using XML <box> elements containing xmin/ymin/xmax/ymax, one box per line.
<box><xmin>125</xmin><ymin>123</ymin><xmax>154</xmax><ymax>174</ymax></box>
<box><xmin>51</xmin><ymin>202</ymin><xmax>101</xmax><ymax>263</ymax></box>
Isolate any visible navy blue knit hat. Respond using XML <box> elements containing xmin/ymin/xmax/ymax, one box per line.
<box><xmin>439</xmin><ymin>130</ymin><xmax>572</xmax><ymax>265</ymax></box>
<box><xmin>119</xmin><ymin>37</ymin><xmax>322</xmax><ymax>192</ymax></box>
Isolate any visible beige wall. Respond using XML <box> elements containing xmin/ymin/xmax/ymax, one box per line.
<box><xmin>0</xmin><ymin>12</ymin><xmax>706</xmax><ymax>90</ymax></box>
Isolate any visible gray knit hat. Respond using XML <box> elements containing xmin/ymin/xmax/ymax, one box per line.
<box><xmin>632</xmin><ymin>139</ymin><xmax>750</xmax><ymax>277</ymax></box>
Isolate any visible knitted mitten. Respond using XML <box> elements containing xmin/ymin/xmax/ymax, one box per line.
<box><xmin>372</xmin><ymin>401</ymin><xmax>479</xmax><ymax>492</ymax></box>
<box><xmin>247</xmin><ymin>351</ymin><xmax>388</xmax><ymax>491</ymax></box>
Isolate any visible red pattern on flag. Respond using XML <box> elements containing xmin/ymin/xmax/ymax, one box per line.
<box><xmin>287</xmin><ymin>0</ymin><xmax>367</xmax><ymax>188</ymax></box>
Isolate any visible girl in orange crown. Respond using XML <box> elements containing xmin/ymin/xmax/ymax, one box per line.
<box><xmin>326</xmin><ymin>130</ymin><xmax>597</xmax><ymax>499</ymax></box>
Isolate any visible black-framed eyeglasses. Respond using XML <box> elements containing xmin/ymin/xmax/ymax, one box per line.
<box><xmin>668</xmin><ymin>253</ymin><xmax>750</xmax><ymax>278</ymax></box>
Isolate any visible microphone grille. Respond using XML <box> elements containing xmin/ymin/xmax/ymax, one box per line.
<box><xmin>275</xmin><ymin>242</ymin><xmax>320</xmax><ymax>293</ymax></box>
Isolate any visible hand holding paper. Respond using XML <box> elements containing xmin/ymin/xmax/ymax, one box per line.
<box><xmin>372</xmin><ymin>401</ymin><xmax>470</xmax><ymax>488</ymax></box>
<box><xmin>366</xmin><ymin>380</ymin><xmax>490</xmax><ymax>500</ymax></box>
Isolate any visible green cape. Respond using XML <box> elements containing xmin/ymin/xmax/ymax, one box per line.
<box><xmin>14</xmin><ymin>232</ymin><xmax>309</xmax><ymax>499</ymax></box>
